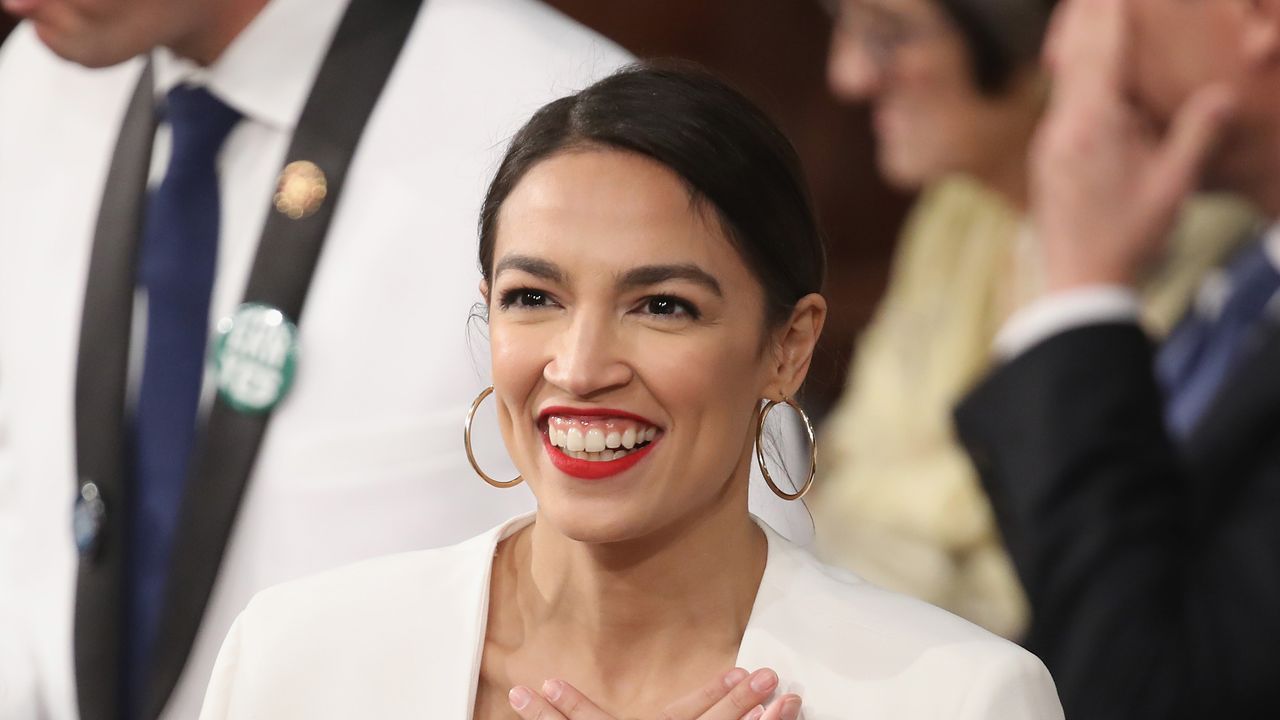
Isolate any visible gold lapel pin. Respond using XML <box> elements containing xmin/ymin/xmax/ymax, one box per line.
<box><xmin>274</xmin><ymin>160</ymin><xmax>328</xmax><ymax>220</ymax></box>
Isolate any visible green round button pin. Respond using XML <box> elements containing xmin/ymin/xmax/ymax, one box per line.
<box><xmin>212</xmin><ymin>303</ymin><xmax>299</xmax><ymax>414</ymax></box>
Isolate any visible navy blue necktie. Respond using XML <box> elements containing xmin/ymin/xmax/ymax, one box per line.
<box><xmin>1157</xmin><ymin>238</ymin><xmax>1280</xmax><ymax>438</ymax></box>
<box><xmin>126</xmin><ymin>84</ymin><xmax>240</xmax><ymax>714</ymax></box>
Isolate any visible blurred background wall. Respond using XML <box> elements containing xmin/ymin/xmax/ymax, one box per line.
<box><xmin>0</xmin><ymin>2</ymin><xmax>909</xmax><ymax>420</ymax></box>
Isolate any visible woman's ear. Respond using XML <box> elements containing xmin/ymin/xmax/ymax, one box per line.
<box><xmin>765</xmin><ymin>293</ymin><xmax>827</xmax><ymax>399</ymax></box>
<box><xmin>479</xmin><ymin>279</ymin><xmax>491</xmax><ymax>305</ymax></box>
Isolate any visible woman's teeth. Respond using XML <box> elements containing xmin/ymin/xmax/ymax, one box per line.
<box><xmin>547</xmin><ymin>419</ymin><xmax>659</xmax><ymax>463</ymax></box>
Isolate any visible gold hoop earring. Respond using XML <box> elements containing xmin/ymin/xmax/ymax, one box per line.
<box><xmin>464</xmin><ymin>386</ymin><xmax>523</xmax><ymax>489</ymax></box>
<box><xmin>754</xmin><ymin>396</ymin><xmax>817</xmax><ymax>501</ymax></box>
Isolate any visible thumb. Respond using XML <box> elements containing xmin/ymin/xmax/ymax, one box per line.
<box><xmin>1146</xmin><ymin>84</ymin><xmax>1236</xmax><ymax>209</ymax></box>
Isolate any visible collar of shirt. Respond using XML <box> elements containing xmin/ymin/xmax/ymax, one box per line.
<box><xmin>1265</xmin><ymin>223</ymin><xmax>1280</xmax><ymax>274</ymax></box>
<box><xmin>150</xmin><ymin>0</ymin><xmax>351</xmax><ymax>131</ymax></box>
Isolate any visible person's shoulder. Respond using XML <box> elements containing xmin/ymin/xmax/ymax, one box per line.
<box><xmin>760</xmin><ymin>534</ymin><xmax>1061</xmax><ymax>716</ymax></box>
<box><xmin>227</xmin><ymin>524</ymin><xmax>513</xmax><ymax>674</ymax></box>
<box><xmin>203</xmin><ymin>524</ymin><xmax>515</xmax><ymax>716</ymax></box>
<box><xmin>241</xmin><ymin>526</ymin><xmax>497</xmax><ymax>630</ymax></box>
<box><xmin>909</xmin><ymin>175</ymin><xmax>1021</xmax><ymax>236</ymax></box>
<box><xmin>775</xmin><ymin>539</ymin><xmax>1026</xmax><ymax>650</ymax></box>
<box><xmin>427</xmin><ymin>0</ymin><xmax>627</xmax><ymax>57</ymax></box>
<box><xmin>407</xmin><ymin>0</ymin><xmax>632</xmax><ymax>85</ymax></box>
<box><xmin>372</xmin><ymin>0</ymin><xmax>632</xmax><ymax>165</ymax></box>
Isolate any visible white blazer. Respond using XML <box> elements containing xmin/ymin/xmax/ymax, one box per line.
<box><xmin>200</xmin><ymin>514</ymin><xmax>1064</xmax><ymax>719</ymax></box>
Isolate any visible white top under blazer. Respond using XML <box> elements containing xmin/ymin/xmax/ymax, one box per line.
<box><xmin>199</xmin><ymin>514</ymin><xmax>1065</xmax><ymax>719</ymax></box>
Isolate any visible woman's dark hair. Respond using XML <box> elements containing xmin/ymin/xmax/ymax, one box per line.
<box><xmin>936</xmin><ymin>0</ymin><xmax>1057</xmax><ymax>95</ymax></box>
<box><xmin>478</xmin><ymin>61</ymin><xmax>826</xmax><ymax>329</ymax></box>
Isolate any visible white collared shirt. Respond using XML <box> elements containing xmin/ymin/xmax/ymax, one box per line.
<box><xmin>995</xmin><ymin>224</ymin><xmax>1280</xmax><ymax>358</ymax></box>
<box><xmin>130</xmin><ymin>0</ymin><xmax>351</xmax><ymax>407</ymax></box>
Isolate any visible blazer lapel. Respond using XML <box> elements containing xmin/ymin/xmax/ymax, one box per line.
<box><xmin>736</xmin><ymin>521</ymin><xmax>809</xmax><ymax>703</ymax></box>
<box><xmin>72</xmin><ymin>60</ymin><xmax>155</xmax><ymax>720</ymax></box>
<box><xmin>450</xmin><ymin>515</ymin><xmax>536</xmax><ymax>717</ymax></box>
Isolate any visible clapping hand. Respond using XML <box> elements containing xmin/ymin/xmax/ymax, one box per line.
<box><xmin>1032</xmin><ymin>0</ymin><xmax>1236</xmax><ymax>292</ymax></box>
<box><xmin>508</xmin><ymin>667</ymin><xmax>802</xmax><ymax>720</ymax></box>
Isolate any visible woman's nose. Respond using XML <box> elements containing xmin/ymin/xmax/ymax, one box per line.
<box><xmin>542</xmin><ymin>313</ymin><xmax>633</xmax><ymax>399</ymax></box>
<box><xmin>828</xmin><ymin>29</ymin><xmax>883</xmax><ymax>101</ymax></box>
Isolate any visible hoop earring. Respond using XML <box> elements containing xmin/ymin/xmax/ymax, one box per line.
<box><xmin>464</xmin><ymin>386</ymin><xmax>523</xmax><ymax>489</ymax></box>
<box><xmin>754</xmin><ymin>396</ymin><xmax>817</xmax><ymax>501</ymax></box>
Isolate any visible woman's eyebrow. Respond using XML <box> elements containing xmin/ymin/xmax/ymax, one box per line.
<box><xmin>493</xmin><ymin>254</ymin><xmax>566</xmax><ymax>283</ymax></box>
<box><xmin>619</xmin><ymin>264</ymin><xmax>723</xmax><ymax>297</ymax></box>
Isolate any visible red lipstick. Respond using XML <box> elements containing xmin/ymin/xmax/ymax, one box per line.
<box><xmin>542</xmin><ymin>432</ymin><xmax>658</xmax><ymax>480</ymax></box>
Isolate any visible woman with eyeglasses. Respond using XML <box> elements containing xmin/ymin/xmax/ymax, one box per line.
<box><xmin>811</xmin><ymin>0</ymin><xmax>1256</xmax><ymax>639</ymax></box>
<box><xmin>197</xmin><ymin>63</ymin><xmax>1063</xmax><ymax>720</ymax></box>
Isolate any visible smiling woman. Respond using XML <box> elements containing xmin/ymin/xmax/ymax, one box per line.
<box><xmin>198</xmin><ymin>63</ymin><xmax>1064</xmax><ymax>720</ymax></box>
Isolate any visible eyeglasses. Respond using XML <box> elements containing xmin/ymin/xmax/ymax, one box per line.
<box><xmin>818</xmin><ymin>0</ymin><xmax>947</xmax><ymax>68</ymax></box>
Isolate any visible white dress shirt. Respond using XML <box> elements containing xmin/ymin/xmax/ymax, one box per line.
<box><xmin>136</xmin><ymin>0</ymin><xmax>350</xmax><ymax>410</ymax></box>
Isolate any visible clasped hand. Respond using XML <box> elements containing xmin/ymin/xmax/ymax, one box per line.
<box><xmin>507</xmin><ymin>667</ymin><xmax>802</xmax><ymax>720</ymax></box>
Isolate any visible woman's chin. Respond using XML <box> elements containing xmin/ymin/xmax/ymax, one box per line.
<box><xmin>877</xmin><ymin>152</ymin><xmax>936</xmax><ymax>191</ymax></box>
<box><xmin>534</xmin><ymin>496</ymin><xmax>657</xmax><ymax>546</ymax></box>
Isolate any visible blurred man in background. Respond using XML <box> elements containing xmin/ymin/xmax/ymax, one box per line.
<box><xmin>0</xmin><ymin>0</ymin><xmax>629</xmax><ymax>718</ymax></box>
<box><xmin>812</xmin><ymin>0</ymin><xmax>1254</xmax><ymax>640</ymax></box>
<box><xmin>956</xmin><ymin>0</ymin><xmax>1280</xmax><ymax>716</ymax></box>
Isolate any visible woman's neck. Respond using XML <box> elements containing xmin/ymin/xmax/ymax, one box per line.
<box><xmin>974</xmin><ymin>140</ymin><xmax>1031</xmax><ymax>213</ymax></box>
<box><xmin>496</xmin><ymin>474</ymin><xmax>767</xmax><ymax>697</ymax></box>
<box><xmin>971</xmin><ymin>70</ymin><xmax>1043</xmax><ymax>213</ymax></box>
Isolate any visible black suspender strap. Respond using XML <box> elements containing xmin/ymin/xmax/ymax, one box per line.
<box><xmin>73</xmin><ymin>60</ymin><xmax>157</xmax><ymax>720</ymax></box>
<box><xmin>71</xmin><ymin>0</ymin><xmax>429</xmax><ymax>717</ymax></box>
<box><xmin>147</xmin><ymin>0</ymin><xmax>428</xmax><ymax>714</ymax></box>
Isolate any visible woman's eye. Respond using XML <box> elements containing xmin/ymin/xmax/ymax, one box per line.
<box><xmin>641</xmin><ymin>296</ymin><xmax>699</xmax><ymax>320</ymax></box>
<box><xmin>499</xmin><ymin>288</ymin><xmax>555</xmax><ymax>310</ymax></box>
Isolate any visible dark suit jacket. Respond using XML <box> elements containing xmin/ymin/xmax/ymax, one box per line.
<box><xmin>955</xmin><ymin>319</ymin><xmax>1280</xmax><ymax>719</ymax></box>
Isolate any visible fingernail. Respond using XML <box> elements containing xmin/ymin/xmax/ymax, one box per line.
<box><xmin>543</xmin><ymin>679</ymin><xmax>564</xmax><ymax>702</ymax></box>
<box><xmin>781</xmin><ymin>697</ymin><xmax>803</xmax><ymax>720</ymax></box>
<box><xmin>509</xmin><ymin>687</ymin><xmax>532</xmax><ymax>710</ymax></box>
<box><xmin>749</xmin><ymin>668</ymin><xmax>778</xmax><ymax>693</ymax></box>
<box><xmin>745</xmin><ymin>706</ymin><xmax>765</xmax><ymax>720</ymax></box>
<box><xmin>723</xmin><ymin>667</ymin><xmax>749</xmax><ymax>688</ymax></box>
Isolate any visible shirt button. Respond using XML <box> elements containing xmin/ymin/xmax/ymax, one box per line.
<box><xmin>73</xmin><ymin>480</ymin><xmax>107</xmax><ymax>559</ymax></box>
